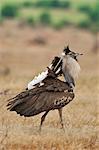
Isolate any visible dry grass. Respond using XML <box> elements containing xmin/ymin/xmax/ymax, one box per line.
<box><xmin>0</xmin><ymin>20</ymin><xmax>99</xmax><ymax>150</ymax></box>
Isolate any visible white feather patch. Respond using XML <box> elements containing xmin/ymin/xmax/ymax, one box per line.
<box><xmin>28</xmin><ymin>70</ymin><xmax>48</xmax><ymax>90</ymax></box>
<box><xmin>27</xmin><ymin>63</ymin><xmax>53</xmax><ymax>90</ymax></box>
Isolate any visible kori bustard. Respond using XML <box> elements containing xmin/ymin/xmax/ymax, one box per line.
<box><xmin>7</xmin><ymin>46</ymin><xmax>82</xmax><ymax>131</ymax></box>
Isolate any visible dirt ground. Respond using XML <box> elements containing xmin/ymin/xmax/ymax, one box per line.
<box><xmin>0</xmin><ymin>20</ymin><xmax>99</xmax><ymax>150</ymax></box>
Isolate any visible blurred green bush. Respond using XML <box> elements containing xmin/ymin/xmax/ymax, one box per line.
<box><xmin>52</xmin><ymin>19</ymin><xmax>71</xmax><ymax>30</ymax></box>
<box><xmin>77</xmin><ymin>4</ymin><xmax>91</xmax><ymax>14</ymax></box>
<box><xmin>1</xmin><ymin>3</ymin><xmax>19</xmax><ymax>18</ymax></box>
<box><xmin>77</xmin><ymin>18</ymin><xmax>91</xmax><ymax>29</ymax></box>
<box><xmin>22</xmin><ymin>0</ymin><xmax>70</xmax><ymax>9</ymax></box>
<box><xmin>22</xmin><ymin>1</ymin><xmax>34</xmax><ymax>7</ymax></box>
<box><xmin>25</xmin><ymin>16</ymin><xmax>35</xmax><ymax>26</ymax></box>
<box><xmin>88</xmin><ymin>3</ymin><xmax>99</xmax><ymax>23</ymax></box>
<box><xmin>39</xmin><ymin>12</ymin><xmax>51</xmax><ymax>25</ymax></box>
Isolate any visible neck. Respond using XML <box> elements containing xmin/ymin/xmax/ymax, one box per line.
<box><xmin>62</xmin><ymin>55</ymin><xmax>81</xmax><ymax>84</ymax></box>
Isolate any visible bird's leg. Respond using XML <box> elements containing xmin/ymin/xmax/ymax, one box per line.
<box><xmin>39</xmin><ymin>111</ymin><xmax>49</xmax><ymax>132</ymax></box>
<box><xmin>58</xmin><ymin>108</ymin><xmax>65</xmax><ymax>130</ymax></box>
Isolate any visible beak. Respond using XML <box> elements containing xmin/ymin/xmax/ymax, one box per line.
<box><xmin>75</xmin><ymin>53</ymin><xmax>83</xmax><ymax>57</ymax></box>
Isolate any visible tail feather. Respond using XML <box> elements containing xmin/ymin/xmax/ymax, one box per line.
<box><xmin>14</xmin><ymin>96</ymin><xmax>39</xmax><ymax>116</ymax></box>
<box><xmin>19</xmin><ymin>93</ymin><xmax>47</xmax><ymax>117</ymax></box>
<box><xmin>7</xmin><ymin>90</ymin><xmax>47</xmax><ymax>117</ymax></box>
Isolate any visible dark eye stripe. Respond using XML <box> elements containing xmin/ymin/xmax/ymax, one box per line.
<box><xmin>69</xmin><ymin>52</ymin><xmax>72</xmax><ymax>55</ymax></box>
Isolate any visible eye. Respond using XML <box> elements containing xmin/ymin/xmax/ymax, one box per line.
<box><xmin>68</xmin><ymin>52</ymin><xmax>72</xmax><ymax>55</ymax></box>
<box><xmin>69</xmin><ymin>52</ymin><xmax>71</xmax><ymax>54</ymax></box>
<box><xmin>69</xmin><ymin>51</ymin><xmax>75</xmax><ymax>56</ymax></box>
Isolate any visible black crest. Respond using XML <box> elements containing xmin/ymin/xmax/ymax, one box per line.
<box><xmin>63</xmin><ymin>46</ymin><xmax>70</xmax><ymax>55</ymax></box>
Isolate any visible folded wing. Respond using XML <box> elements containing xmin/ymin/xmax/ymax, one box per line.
<box><xmin>7</xmin><ymin>76</ymin><xmax>74</xmax><ymax>117</ymax></box>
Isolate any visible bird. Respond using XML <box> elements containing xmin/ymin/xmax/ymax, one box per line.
<box><xmin>7</xmin><ymin>46</ymin><xmax>82</xmax><ymax>131</ymax></box>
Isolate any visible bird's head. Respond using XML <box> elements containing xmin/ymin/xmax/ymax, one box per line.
<box><xmin>62</xmin><ymin>46</ymin><xmax>83</xmax><ymax>61</ymax></box>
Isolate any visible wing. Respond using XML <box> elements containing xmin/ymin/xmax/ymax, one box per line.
<box><xmin>7</xmin><ymin>77</ymin><xmax>74</xmax><ymax>117</ymax></box>
<box><xmin>27</xmin><ymin>56</ymin><xmax>62</xmax><ymax>90</ymax></box>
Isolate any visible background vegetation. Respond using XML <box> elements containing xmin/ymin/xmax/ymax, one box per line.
<box><xmin>1</xmin><ymin>0</ymin><xmax>99</xmax><ymax>52</ymax></box>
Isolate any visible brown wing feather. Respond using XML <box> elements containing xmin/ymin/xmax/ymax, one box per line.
<box><xmin>7</xmin><ymin>77</ymin><xmax>74</xmax><ymax>117</ymax></box>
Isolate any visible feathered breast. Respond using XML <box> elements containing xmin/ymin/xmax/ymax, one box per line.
<box><xmin>62</xmin><ymin>55</ymin><xmax>81</xmax><ymax>80</ymax></box>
